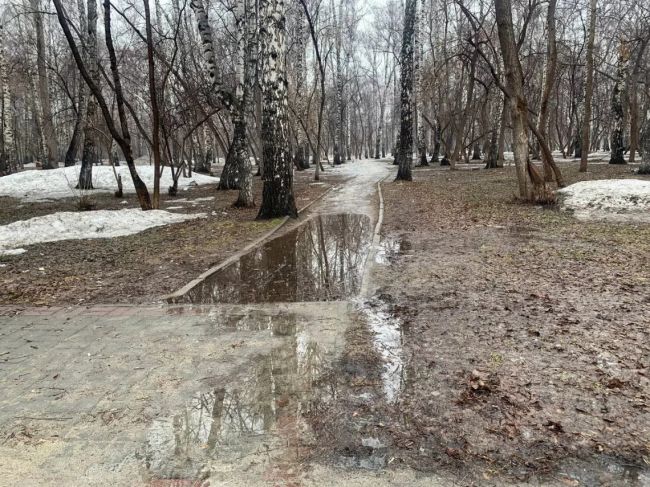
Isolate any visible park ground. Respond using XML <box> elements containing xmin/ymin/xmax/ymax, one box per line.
<box><xmin>0</xmin><ymin>157</ymin><xmax>648</xmax><ymax>486</ymax></box>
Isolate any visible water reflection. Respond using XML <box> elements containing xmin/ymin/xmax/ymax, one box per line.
<box><xmin>183</xmin><ymin>214</ymin><xmax>371</xmax><ymax>304</ymax></box>
<box><xmin>374</xmin><ymin>235</ymin><xmax>411</xmax><ymax>265</ymax></box>
<box><xmin>142</xmin><ymin>321</ymin><xmax>330</xmax><ymax>482</ymax></box>
<box><xmin>360</xmin><ymin>299</ymin><xmax>405</xmax><ymax>403</ymax></box>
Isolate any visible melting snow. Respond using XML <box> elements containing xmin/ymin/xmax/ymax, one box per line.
<box><xmin>557</xmin><ymin>179</ymin><xmax>650</xmax><ymax>223</ymax></box>
<box><xmin>0</xmin><ymin>166</ymin><xmax>219</xmax><ymax>202</ymax></box>
<box><xmin>0</xmin><ymin>209</ymin><xmax>205</xmax><ymax>255</ymax></box>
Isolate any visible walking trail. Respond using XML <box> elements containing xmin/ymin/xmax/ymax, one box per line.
<box><xmin>0</xmin><ymin>160</ymin><xmax>454</xmax><ymax>486</ymax></box>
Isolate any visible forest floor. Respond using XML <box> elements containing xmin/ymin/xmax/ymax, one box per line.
<box><xmin>306</xmin><ymin>159</ymin><xmax>650</xmax><ymax>484</ymax></box>
<box><xmin>0</xmin><ymin>168</ymin><xmax>340</xmax><ymax>305</ymax></box>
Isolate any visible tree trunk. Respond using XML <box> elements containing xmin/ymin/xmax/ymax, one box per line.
<box><xmin>333</xmin><ymin>0</ymin><xmax>344</xmax><ymax>166</ymax></box>
<box><xmin>223</xmin><ymin>0</ymin><xmax>255</xmax><ymax>207</ymax></box>
<box><xmin>495</xmin><ymin>0</ymin><xmax>532</xmax><ymax>199</ymax></box>
<box><xmin>628</xmin><ymin>38</ymin><xmax>648</xmax><ymax>163</ymax></box>
<box><xmin>497</xmin><ymin>93</ymin><xmax>507</xmax><ymax>167</ymax></box>
<box><xmin>65</xmin><ymin>71</ymin><xmax>85</xmax><ymax>167</ymax></box>
<box><xmin>415</xmin><ymin>0</ymin><xmax>427</xmax><ymax>166</ymax></box>
<box><xmin>30</xmin><ymin>0</ymin><xmax>58</xmax><ymax>169</ymax></box>
<box><xmin>609</xmin><ymin>41</ymin><xmax>630</xmax><ymax>165</ymax></box>
<box><xmin>430</xmin><ymin>119</ymin><xmax>440</xmax><ymax>164</ymax></box>
<box><xmin>485</xmin><ymin>99</ymin><xmax>499</xmax><ymax>169</ymax></box>
<box><xmin>395</xmin><ymin>0</ymin><xmax>416</xmax><ymax>181</ymax></box>
<box><xmin>294</xmin><ymin>12</ymin><xmax>308</xmax><ymax>170</ymax></box>
<box><xmin>452</xmin><ymin>46</ymin><xmax>478</xmax><ymax>166</ymax></box>
<box><xmin>0</xmin><ymin>23</ymin><xmax>15</xmax><ymax>175</ymax></box>
<box><xmin>375</xmin><ymin>99</ymin><xmax>384</xmax><ymax>159</ymax></box>
<box><xmin>65</xmin><ymin>0</ymin><xmax>89</xmax><ymax>170</ymax></box>
<box><xmin>257</xmin><ymin>0</ymin><xmax>297</xmax><ymax>219</ymax></box>
<box><xmin>78</xmin><ymin>0</ymin><xmax>100</xmax><ymax>188</ymax></box>
<box><xmin>144</xmin><ymin>0</ymin><xmax>162</xmax><ymax>208</ymax></box>
<box><xmin>537</xmin><ymin>0</ymin><xmax>557</xmax><ymax>180</ymax></box>
<box><xmin>639</xmin><ymin>106</ymin><xmax>650</xmax><ymax>174</ymax></box>
<box><xmin>579</xmin><ymin>0</ymin><xmax>597</xmax><ymax>172</ymax></box>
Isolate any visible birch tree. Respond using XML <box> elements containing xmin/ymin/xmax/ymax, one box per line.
<box><xmin>414</xmin><ymin>0</ymin><xmax>427</xmax><ymax>166</ymax></box>
<box><xmin>190</xmin><ymin>0</ymin><xmax>253</xmax><ymax>206</ymax></box>
<box><xmin>53</xmin><ymin>0</ymin><xmax>153</xmax><ymax>209</ymax></box>
<box><xmin>0</xmin><ymin>22</ymin><xmax>14</xmax><ymax>175</ymax></box>
<box><xmin>257</xmin><ymin>0</ymin><xmax>297</xmax><ymax>218</ymax></box>
<box><xmin>394</xmin><ymin>0</ymin><xmax>416</xmax><ymax>182</ymax></box>
<box><xmin>29</xmin><ymin>0</ymin><xmax>58</xmax><ymax>169</ymax></box>
<box><xmin>78</xmin><ymin>0</ymin><xmax>99</xmax><ymax>189</ymax></box>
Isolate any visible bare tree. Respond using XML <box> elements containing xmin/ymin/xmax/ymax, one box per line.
<box><xmin>53</xmin><ymin>0</ymin><xmax>153</xmax><ymax>209</ymax></box>
<box><xmin>29</xmin><ymin>0</ymin><xmax>58</xmax><ymax>169</ymax></box>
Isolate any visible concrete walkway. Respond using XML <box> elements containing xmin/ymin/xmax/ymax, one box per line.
<box><xmin>0</xmin><ymin>160</ymin><xmax>456</xmax><ymax>486</ymax></box>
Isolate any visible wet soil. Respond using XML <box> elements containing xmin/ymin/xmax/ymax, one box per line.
<box><xmin>0</xmin><ymin>169</ymin><xmax>341</xmax><ymax>305</ymax></box>
<box><xmin>182</xmin><ymin>213</ymin><xmax>372</xmax><ymax>304</ymax></box>
<box><xmin>305</xmin><ymin>161</ymin><xmax>650</xmax><ymax>484</ymax></box>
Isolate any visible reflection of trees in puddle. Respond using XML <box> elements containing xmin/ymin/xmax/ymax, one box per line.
<box><xmin>143</xmin><ymin>320</ymin><xmax>329</xmax><ymax>482</ymax></box>
<box><xmin>374</xmin><ymin>236</ymin><xmax>403</xmax><ymax>265</ymax></box>
<box><xmin>359</xmin><ymin>299</ymin><xmax>406</xmax><ymax>403</ymax></box>
<box><xmin>374</xmin><ymin>235</ymin><xmax>411</xmax><ymax>265</ymax></box>
<box><xmin>185</xmin><ymin>214</ymin><xmax>371</xmax><ymax>304</ymax></box>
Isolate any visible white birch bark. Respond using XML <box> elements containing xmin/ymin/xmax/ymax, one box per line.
<box><xmin>395</xmin><ymin>0</ymin><xmax>416</xmax><ymax>181</ymax></box>
<box><xmin>0</xmin><ymin>22</ymin><xmax>14</xmax><ymax>174</ymax></box>
<box><xmin>257</xmin><ymin>0</ymin><xmax>297</xmax><ymax>218</ymax></box>
<box><xmin>414</xmin><ymin>0</ymin><xmax>427</xmax><ymax>165</ymax></box>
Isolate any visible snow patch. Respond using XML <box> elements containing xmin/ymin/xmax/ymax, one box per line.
<box><xmin>0</xmin><ymin>209</ymin><xmax>205</xmax><ymax>255</ymax></box>
<box><xmin>0</xmin><ymin>166</ymin><xmax>219</xmax><ymax>202</ymax></box>
<box><xmin>0</xmin><ymin>248</ymin><xmax>27</xmax><ymax>256</ymax></box>
<box><xmin>557</xmin><ymin>179</ymin><xmax>650</xmax><ymax>223</ymax></box>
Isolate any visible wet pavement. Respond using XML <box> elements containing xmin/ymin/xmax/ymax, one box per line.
<box><xmin>0</xmin><ymin>160</ymin><xmax>448</xmax><ymax>486</ymax></box>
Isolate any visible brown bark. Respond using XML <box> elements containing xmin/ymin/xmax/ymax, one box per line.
<box><xmin>495</xmin><ymin>0</ymin><xmax>530</xmax><ymax>198</ymax></box>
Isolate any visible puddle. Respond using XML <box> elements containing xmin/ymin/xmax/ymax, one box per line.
<box><xmin>558</xmin><ymin>456</ymin><xmax>650</xmax><ymax>486</ymax></box>
<box><xmin>374</xmin><ymin>235</ymin><xmax>412</xmax><ymax>264</ymax></box>
<box><xmin>183</xmin><ymin>214</ymin><xmax>372</xmax><ymax>304</ymax></box>
<box><xmin>142</xmin><ymin>327</ymin><xmax>333</xmax><ymax>483</ymax></box>
<box><xmin>359</xmin><ymin>298</ymin><xmax>405</xmax><ymax>403</ymax></box>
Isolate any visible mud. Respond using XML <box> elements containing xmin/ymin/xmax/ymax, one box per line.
<box><xmin>332</xmin><ymin>161</ymin><xmax>650</xmax><ymax>485</ymax></box>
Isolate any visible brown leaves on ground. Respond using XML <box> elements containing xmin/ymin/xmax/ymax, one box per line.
<box><xmin>307</xmin><ymin>160</ymin><xmax>650</xmax><ymax>483</ymax></box>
